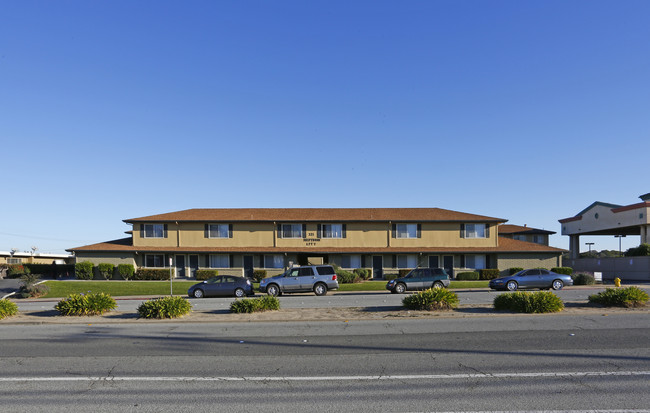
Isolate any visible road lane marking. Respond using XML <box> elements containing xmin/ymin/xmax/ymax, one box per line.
<box><xmin>1</xmin><ymin>370</ymin><xmax>649</xmax><ymax>382</ymax></box>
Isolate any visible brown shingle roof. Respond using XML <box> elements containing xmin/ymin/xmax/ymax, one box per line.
<box><xmin>498</xmin><ymin>224</ymin><xmax>555</xmax><ymax>235</ymax></box>
<box><xmin>124</xmin><ymin>208</ymin><xmax>506</xmax><ymax>223</ymax></box>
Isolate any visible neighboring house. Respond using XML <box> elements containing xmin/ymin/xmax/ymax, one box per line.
<box><xmin>498</xmin><ymin>224</ymin><xmax>555</xmax><ymax>246</ymax></box>
<box><xmin>68</xmin><ymin>208</ymin><xmax>565</xmax><ymax>278</ymax></box>
<box><xmin>0</xmin><ymin>250</ymin><xmax>74</xmax><ymax>265</ymax></box>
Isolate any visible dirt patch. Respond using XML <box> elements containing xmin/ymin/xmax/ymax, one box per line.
<box><xmin>2</xmin><ymin>304</ymin><xmax>649</xmax><ymax>325</ymax></box>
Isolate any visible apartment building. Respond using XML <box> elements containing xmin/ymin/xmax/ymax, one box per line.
<box><xmin>68</xmin><ymin>208</ymin><xmax>564</xmax><ymax>278</ymax></box>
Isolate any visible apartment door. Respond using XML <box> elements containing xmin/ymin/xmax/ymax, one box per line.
<box><xmin>372</xmin><ymin>256</ymin><xmax>383</xmax><ymax>279</ymax></box>
<box><xmin>443</xmin><ymin>255</ymin><xmax>454</xmax><ymax>278</ymax></box>
<box><xmin>243</xmin><ymin>256</ymin><xmax>254</xmax><ymax>278</ymax></box>
<box><xmin>428</xmin><ymin>256</ymin><xmax>439</xmax><ymax>269</ymax></box>
<box><xmin>189</xmin><ymin>255</ymin><xmax>199</xmax><ymax>278</ymax></box>
<box><xmin>175</xmin><ymin>255</ymin><xmax>186</xmax><ymax>278</ymax></box>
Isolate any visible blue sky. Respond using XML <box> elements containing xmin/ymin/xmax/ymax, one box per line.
<box><xmin>1</xmin><ymin>0</ymin><xmax>648</xmax><ymax>254</ymax></box>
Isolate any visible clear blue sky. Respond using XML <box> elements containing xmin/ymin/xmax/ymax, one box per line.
<box><xmin>1</xmin><ymin>0</ymin><xmax>648</xmax><ymax>255</ymax></box>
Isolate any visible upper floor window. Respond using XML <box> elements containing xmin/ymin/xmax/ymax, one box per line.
<box><xmin>319</xmin><ymin>223</ymin><xmax>346</xmax><ymax>238</ymax></box>
<box><xmin>461</xmin><ymin>223</ymin><xmax>488</xmax><ymax>239</ymax></box>
<box><xmin>392</xmin><ymin>223</ymin><xmax>421</xmax><ymax>239</ymax></box>
<box><xmin>279</xmin><ymin>224</ymin><xmax>305</xmax><ymax>239</ymax></box>
<box><xmin>205</xmin><ymin>224</ymin><xmax>232</xmax><ymax>239</ymax></box>
<box><xmin>514</xmin><ymin>234</ymin><xmax>526</xmax><ymax>241</ymax></box>
<box><xmin>142</xmin><ymin>224</ymin><xmax>167</xmax><ymax>238</ymax></box>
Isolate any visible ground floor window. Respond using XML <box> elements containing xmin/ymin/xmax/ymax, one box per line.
<box><xmin>465</xmin><ymin>254</ymin><xmax>486</xmax><ymax>270</ymax></box>
<box><xmin>264</xmin><ymin>254</ymin><xmax>284</xmax><ymax>268</ymax></box>
<box><xmin>7</xmin><ymin>258</ymin><xmax>22</xmax><ymax>264</ymax></box>
<box><xmin>341</xmin><ymin>255</ymin><xmax>361</xmax><ymax>268</ymax></box>
<box><xmin>209</xmin><ymin>254</ymin><xmax>230</xmax><ymax>268</ymax></box>
<box><xmin>396</xmin><ymin>254</ymin><xmax>417</xmax><ymax>268</ymax></box>
<box><xmin>145</xmin><ymin>254</ymin><xmax>165</xmax><ymax>267</ymax></box>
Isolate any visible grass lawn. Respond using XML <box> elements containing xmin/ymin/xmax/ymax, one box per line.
<box><xmin>42</xmin><ymin>279</ymin><xmax>489</xmax><ymax>298</ymax></box>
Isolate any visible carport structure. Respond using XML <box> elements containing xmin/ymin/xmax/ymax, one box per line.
<box><xmin>559</xmin><ymin>193</ymin><xmax>650</xmax><ymax>259</ymax></box>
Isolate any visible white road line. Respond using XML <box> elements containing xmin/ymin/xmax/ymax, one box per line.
<box><xmin>1</xmin><ymin>370</ymin><xmax>649</xmax><ymax>382</ymax></box>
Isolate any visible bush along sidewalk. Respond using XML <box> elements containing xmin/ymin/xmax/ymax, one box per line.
<box><xmin>0</xmin><ymin>299</ymin><xmax>19</xmax><ymax>320</ymax></box>
<box><xmin>493</xmin><ymin>291</ymin><xmax>564</xmax><ymax>313</ymax></box>
<box><xmin>402</xmin><ymin>288</ymin><xmax>459</xmax><ymax>311</ymax></box>
<box><xmin>55</xmin><ymin>292</ymin><xmax>117</xmax><ymax>316</ymax></box>
<box><xmin>230</xmin><ymin>296</ymin><xmax>280</xmax><ymax>313</ymax></box>
<box><xmin>137</xmin><ymin>296</ymin><xmax>192</xmax><ymax>319</ymax></box>
<box><xmin>588</xmin><ymin>287</ymin><xmax>649</xmax><ymax>308</ymax></box>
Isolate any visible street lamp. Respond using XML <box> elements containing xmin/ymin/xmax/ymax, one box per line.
<box><xmin>614</xmin><ymin>235</ymin><xmax>626</xmax><ymax>257</ymax></box>
<box><xmin>585</xmin><ymin>242</ymin><xmax>595</xmax><ymax>255</ymax></box>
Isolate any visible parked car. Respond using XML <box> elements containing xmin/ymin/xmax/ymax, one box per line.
<box><xmin>386</xmin><ymin>267</ymin><xmax>450</xmax><ymax>294</ymax></box>
<box><xmin>488</xmin><ymin>269</ymin><xmax>573</xmax><ymax>291</ymax></box>
<box><xmin>259</xmin><ymin>265</ymin><xmax>339</xmax><ymax>296</ymax></box>
<box><xmin>188</xmin><ymin>275</ymin><xmax>254</xmax><ymax>298</ymax></box>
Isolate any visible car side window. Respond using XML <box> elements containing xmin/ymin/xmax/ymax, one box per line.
<box><xmin>211</xmin><ymin>277</ymin><xmax>222</xmax><ymax>283</ymax></box>
<box><xmin>224</xmin><ymin>276</ymin><xmax>235</xmax><ymax>283</ymax></box>
<box><xmin>288</xmin><ymin>269</ymin><xmax>300</xmax><ymax>277</ymax></box>
<box><xmin>433</xmin><ymin>268</ymin><xmax>444</xmax><ymax>276</ymax></box>
<box><xmin>316</xmin><ymin>266</ymin><xmax>335</xmax><ymax>275</ymax></box>
<box><xmin>539</xmin><ymin>270</ymin><xmax>550</xmax><ymax>275</ymax></box>
<box><xmin>528</xmin><ymin>269</ymin><xmax>541</xmax><ymax>276</ymax></box>
<box><xmin>299</xmin><ymin>267</ymin><xmax>314</xmax><ymax>276</ymax></box>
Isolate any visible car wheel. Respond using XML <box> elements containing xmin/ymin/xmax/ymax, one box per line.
<box><xmin>432</xmin><ymin>281</ymin><xmax>444</xmax><ymax>289</ymax></box>
<box><xmin>234</xmin><ymin>288</ymin><xmax>246</xmax><ymax>298</ymax></box>
<box><xmin>551</xmin><ymin>280</ymin><xmax>564</xmax><ymax>290</ymax></box>
<box><xmin>266</xmin><ymin>284</ymin><xmax>280</xmax><ymax>297</ymax></box>
<box><xmin>395</xmin><ymin>283</ymin><xmax>406</xmax><ymax>294</ymax></box>
<box><xmin>506</xmin><ymin>281</ymin><xmax>518</xmax><ymax>291</ymax></box>
<box><xmin>314</xmin><ymin>283</ymin><xmax>328</xmax><ymax>296</ymax></box>
<box><xmin>193</xmin><ymin>289</ymin><xmax>204</xmax><ymax>298</ymax></box>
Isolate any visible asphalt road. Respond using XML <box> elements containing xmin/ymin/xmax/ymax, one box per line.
<box><xmin>1</xmin><ymin>313</ymin><xmax>649</xmax><ymax>412</ymax></box>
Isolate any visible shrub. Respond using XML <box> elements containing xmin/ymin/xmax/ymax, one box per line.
<box><xmin>551</xmin><ymin>267</ymin><xmax>573</xmax><ymax>275</ymax></box>
<box><xmin>625</xmin><ymin>243</ymin><xmax>650</xmax><ymax>257</ymax></box>
<box><xmin>75</xmin><ymin>261</ymin><xmax>94</xmax><ymax>280</ymax></box>
<box><xmin>17</xmin><ymin>273</ymin><xmax>50</xmax><ymax>298</ymax></box>
<box><xmin>402</xmin><ymin>288</ymin><xmax>459</xmax><ymax>311</ymax></box>
<box><xmin>335</xmin><ymin>267</ymin><xmax>358</xmax><ymax>284</ymax></box>
<box><xmin>137</xmin><ymin>296</ymin><xmax>192</xmax><ymax>319</ymax></box>
<box><xmin>98</xmin><ymin>263</ymin><xmax>115</xmax><ymax>280</ymax></box>
<box><xmin>0</xmin><ymin>299</ymin><xmax>19</xmax><ymax>319</ymax></box>
<box><xmin>493</xmin><ymin>291</ymin><xmax>564</xmax><ymax>313</ymax></box>
<box><xmin>134</xmin><ymin>268</ymin><xmax>170</xmax><ymax>280</ymax></box>
<box><xmin>509</xmin><ymin>267</ymin><xmax>524</xmax><ymax>275</ymax></box>
<box><xmin>588</xmin><ymin>287</ymin><xmax>649</xmax><ymax>307</ymax></box>
<box><xmin>55</xmin><ymin>292</ymin><xmax>117</xmax><ymax>316</ymax></box>
<box><xmin>196</xmin><ymin>269</ymin><xmax>218</xmax><ymax>280</ymax></box>
<box><xmin>7</xmin><ymin>264</ymin><xmax>30</xmax><ymax>278</ymax></box>
<box><xmin>479</xmin><ymin>269</ymin><xmax>500</xmax><ymax>280</ymax></box>
<box><xmin>456</xmin><ymin>271</ymin><xmax>479</xmax><ymax>281</ymax></box>
<box><xmin>117</xmin><ymin>264</ymin><xmax>135</xmax><ymax>280</ymax></box>
<box><xmin>573</xmin><ymin>273</ymin><xmax>596</xmax><ymax>285</ymax></box>
<box><xmin>354</xmin><ymin>268</ymin><xmax>372</xmax><ymax>280</ymax></box>
<box><xmin>252</xmin><ymin>270</ymin><xmax>267</xmax><ymax>282</ymax></box>
<box><xmin>230</xmin><ymin>295</ymin><xmax>280</xmax><ymax>313</ymax></box>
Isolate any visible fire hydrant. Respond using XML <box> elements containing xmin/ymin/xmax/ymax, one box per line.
<box><xmin>614</xmin><ymin>277</ymin><xmax>621</xmax><ymax>287</ymax></box>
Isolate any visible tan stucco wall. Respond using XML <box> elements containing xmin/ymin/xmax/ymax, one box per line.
<box><xmin>496</xmin><ymin>253</ymin><xmax>562</xmax><ymax>272</ymax></box>
<box><xmin>73</xmin><ymin>252</ymin><xmax>136</xmax><ymax>266</ymax></box>
<box><xmin>562</xmin><ymin>204</ymin><xmax>650</xmax><ymax>235</ymax></box>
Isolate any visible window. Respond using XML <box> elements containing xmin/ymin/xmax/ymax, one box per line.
<box><xmin>395</xmin><ymin>224</ymin><xmax>419</xmax><ymax>239</ymax></box>
<box><xmin>264</xmin><ymin>255</ymin><xmax>284</xmax><ymax>268</ymax></box>
<box><xmin>396</xmin><ymin>255</ymin><xmax>417</xmax><ymax>268</ymax></box>
<box><xmin>321</xmin><ymin>224</ymin><xmax>344</xmax><ymax>238</ymax></box>
<box><xmin>462</xmin><ymin>223</ymin><xmax>487</xmax><ymax>238</ymax></box>
<box><xmin>206</xmin><ymin>224</ymin><xmax>231</xmax><ymax>239</ymax></box>
<box><xmin>7</xmin><ymin>258</ymin><xmax>22</xmax><ymax>264</ymax></box>
<box><xmin>514</xmin><ymin>234</ymin><xmax>526</xmax><ymax>241</ymax></box>
<box><xmin>145</xmin><ymin>254</ymin><xmax>165</xmax><ymax>267</ymax></box>
<box><xmin>143</xmin><ymin>224</ymin><xmax>166</xmax><ymax>238</ymax></box>
<box><xmin>209</xmin><ymin>254</ymin><xmax>230</xmax><ymax>268</ymax></box>
<box><xmin>465</xmin><ymin>255</ymin><xmax>486</xmax><ymax>270</ymax></box>
<box><xmin>280</xmin><ymin>224</ymin><xmax>304</xmax><ymax>239</ymax></box>
<box><xmin>533</xmin><ymin>235</ymin><xmax>543</xmax><ymax>244</ymax></box>
<box><xmin>341</xmin><ymin>255</ymin><xmax>361</xmax><ymax>268</ymax></box>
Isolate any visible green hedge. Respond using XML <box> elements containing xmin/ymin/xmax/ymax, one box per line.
<box><xmin>6</xmin><ymin>264</ymin><xmax>30</xmax><ymax>278</ymax></box>
<box><xmin>196</xmin><ymin>269</ymin><xmax>218</xmax><ymax>280</ymax></box>
<box><xmin>252</xmin><ymin>270</ymin><xmax>267</xmax><ymax>282</ymax></box>
<box><xmin>117</xmin><ymin>264</ymin><xmax>135</xmax><ymax>280</ymax></box>
<box><xmin>98</xmin><ymin>263</ymin><xmax>115</xmax><ymax>280</ymax></box>
<box><xmin>456</xmin><ymin>271</ymin><xmax>479</xmax><ymax>280</ymax></box>
<box><xmin>230</xmin><ymin>296</ymin><xmax>280</xmax><ymax>313</ymax></box>
<box><xmin>588</xmin><ymin>287</ymin><xmax>649</xmax><ymax>307</ymax></box>
<box><xmin>134</xmin><ymin>268</ymin><xmax>170</xmax><ymax>280</ymax></box>
<box><xmin>573</xmin><ymin>273</ymin><xmax>596</xmax><ymax>285</ymax></box>
<box><xmin>55</xmin><ymin>292</ymin><xmax>117</xmax><ymax>316</ymax></box>
<box><xmin>75</xmin><ymin>261</ymin><xmax>94</xmax><ymax>280</ymax></box>
<box><xmin>551</xmin><ymin>267</ymin><xmax>573</xmax><ymax>275</ymax></box>
<box><xmin>23</xmin><ymin>264</ymin><xmax>75</xmax><ymax>278</ymax></box>
<box><xmin>402</xmin><ymin>288</ymin><xmax>459</xmax><ymax>311</ymax></box>
<box><xmin>0</xmin><ymin>299</ymin><xmax>19</xmax><ymax>319</ymax></box>
<box><xmin>479</xmin><ymin>269</ymin><xmax>500</xmax><ymax>280</ymax></box>
<box><xmin>494</xmin><ymin>291</ymin><xmax>564</xmax><ymax>313</ymax></box>
<box><xmin>509</xmin><ymin>267</ymin><xmax>524</xmax><ymax>275</ymax></box>
<box><xmin>137</xmin><ymin>296</ymin><xmax>193</xmax><ymax>319</ymax></box>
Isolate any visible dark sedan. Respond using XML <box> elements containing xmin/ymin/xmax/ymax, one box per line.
<box><xmin>188</xmin><ymin>275</ymin><xmax>254</xmax><ymax>298</ymax></box>
<box><xmin>489</xmin><ymin>269</ymin><xmax>573</xmax><ymax>291</ymax></box>
<box><xmin>386</xmin><ymin>267</ymin><xmax>450</xmax><ymax>294</ymax></box>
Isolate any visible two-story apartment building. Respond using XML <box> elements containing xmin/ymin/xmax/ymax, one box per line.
<box><xmin>68</xmin><ymin>208</ymin><xmax>565</xmax><ymax>278</ymax></box>
<box><xmin>498</xmin><ymin>224</ymin><xmax>555</xmax><ymax>246</ymax></box>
